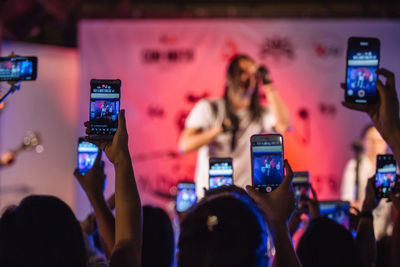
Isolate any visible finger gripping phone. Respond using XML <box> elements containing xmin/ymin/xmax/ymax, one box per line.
<box><xmin>375</xmin><ymin>154</ymin><xmax>397</xmax><ymax>198</ymax></box>
<box><xmin>176</xmin><ymin>182</ymin><xmax>197</xmax><ymax>212</ymax></box>
<box><xmin>78</xmin><ymin>137</ymin><xmax>99</xmax><ymax>175</ymax></box>
<box><xmin>293</xmin><ymin>171</ymin><xmax>310</xmax><ymax>213</ymax></box>
<box><xmin>251</xmin><ymin>134</ymin><xmax>284</xmax><ymax>193</ymax></box>
<box><xmin>209</xmin><ymin>157</ymin><xmax>233</xmax><ymax>189</ymax></box>
<box><xmin>89</xmin><ymin>79</ymin><xmax>121</xmax><ymax>140</ymax></box>
<box><xmin>0</xmin><ymin>56</ymin><xmax>38</xmax><ymax>81</ymax></box>
<box><xmin>345</xmin><ymin>37</ymin><xmax>380</xmax><ymax>104</ymax></box>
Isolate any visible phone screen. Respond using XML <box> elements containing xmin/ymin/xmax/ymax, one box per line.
<box><xmin>78</xmin><ymin>138</ymin><xmax>99</xmax><ymax>175</ymax></box>
<box><xmin>293</xmin><ymin>172</ymin><xmax>310</xmax><ymax>212</ymax></box>
<box><xmin>0</xmin><ymin>56</ymin><xmax>37</xmax><ymax>81</ymax></box>
<box><xmin>376</xmin><ymin>154</ymin><xmax>397</xmax><ymax>198</ymax></box>
<box><xmin>176</xmin><ymin>182</ymin><xmax>197</xmax><ymax>212</ymax></box>
<box><xmin>346</xmin><ymin>37</ymin><xmax>380</xmax><ymax>104</ymax></box>
<box><xmin>319</xmin><ymin>201</ymin><xmax>350</xmax><ymax>229</ymax></box>
<box><xmin>89</xmin><ymin>79</ymin><xmax>121</xmax><ymax>140</ymax></box>
<box><xmin>209</xmin><ymin>158</ymin><xmax>233</xmax><ymax>189</ymax></box>
<box><xmin>251</xmin><ymin>134</ymin><xmax>284</xmax><ymax>193</ymax></box>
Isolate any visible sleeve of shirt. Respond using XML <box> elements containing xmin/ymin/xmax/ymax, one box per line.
<box><xmin>261</xmin><ymin>108</ymin><xmax>277</xmax><ymax>132</ymax></box>
<box><xmin>341</xmin><ymin>159</ymin><xmax>356</xmax><ymax>202</ymax></box>
<box><xmin>185</xmin><ymin>99</ymin><xmax>214</xmax><ymax>129</ymax></box>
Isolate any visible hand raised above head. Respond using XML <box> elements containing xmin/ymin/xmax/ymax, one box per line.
<box><xmin>85</xmin><ymin>109</ymin><xmax>130</xmax><ymax>165</ymax></box>
<box><xmin>74</xmin><ymin>149</ymin><xmax>106</xmax><ymax>200</ymax></box>
<box><xmin>246</xmin><ymin>160</ymin><xmax>295</xmax><ymax>225</ymax></box>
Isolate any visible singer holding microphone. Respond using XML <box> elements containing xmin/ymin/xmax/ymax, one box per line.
<box><xmin>178</xmin><ymin>54</ymin><xmax>291</xmax><ymax>198</ymax></box>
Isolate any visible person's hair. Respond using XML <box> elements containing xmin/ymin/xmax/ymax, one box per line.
<box><xmin>223</xmin><ymin>54</ymin><xmax>264</xmax><ymax>151</ymax></box>
<box><xmin>296</xmin><ymin>217</ymin><xmax>360</xmax><ymax>267</ymax></box>
<box><xmin>0</xmin><ymin>195</ymin><xmax>87</xmax><ymax>267</ymax></box>
<box><xmin>178</xmin><ymin>192</ymin><xmax>268</xmax><ymax>267</ymax></box>
<box><xmin>204</xmin><ymin>185</ymin><xmax>248</xmax><ymax>198</ymax></box>
<box><xmin>142</xmin><ymin>205</ymin><xmax>175</xmax><ymax>267</ymax></box>
<box><xmin>360</xmin><ymin>124</ymin><xmax>375</xmax><ymax>139</ymax></box>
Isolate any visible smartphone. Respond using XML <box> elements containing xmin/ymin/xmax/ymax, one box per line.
<box><xmin>293</xmin><ymin>172</ymin><xmax>310</xmax><ymax>213</ymax></box>
<box><xmin>77</xmin><ymin>137</ymin><xmax>99</xmax><ymax>175</ymax></box>
<box><xmin>0</xmin><ymin>56</ymin><xmax>37</xmax><ymax>81</ymax></box>
<box><xmin>345</xmin><ymin>37</ymin><xmax>380</xmax><ymax>104</ymax></box>
<box><xmin>319</xmin><ymin>201</ymin><xmax>350</xmax><ymax>229</ymax></box>
<box><xmin>251</xmin><ymin>134</ymin><xmax>284</xmax><ymax>193</ymax></box>
<box><xmin>176</xmin><ymin>182</ymin><xmax>197</xmax><ymax>212</ymax></box>
<box><xmin>375</xmin><ymin>154</ymin><xmax>397</xmax><ymax>198</ymax></box>
<box><xmin>209</xmin><ymin>157</ymin><xmax>233</xmax><ymax>189</ymax></box>
<box><xmin>89</xmin><ymin>79</ymin><xmax>121</xmax><ymax>140</ymax></box>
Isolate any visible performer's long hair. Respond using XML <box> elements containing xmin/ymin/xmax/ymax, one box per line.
<box><xmin>224</xmin><ymin>54</ymin><xmax>263</xmax><ymax>151</ymax></box>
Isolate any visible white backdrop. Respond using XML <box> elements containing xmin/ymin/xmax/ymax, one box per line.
<box><xmin>0</xmin><ymin>41</ymin><xmax>79</xmax><ymax>213</ymax></box>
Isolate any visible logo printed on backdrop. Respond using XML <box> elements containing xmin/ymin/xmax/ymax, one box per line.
<box><xmin>309</xmin><ymin>32</ymin><xmax>344</xmax><ymax>70</ymax></box>
<box><xmin>259</xmin><ymin>36</ymin><xmax>295</xmax><ymax>66</ymax></box>
<box><xmin>141</xmin><ymin>34</ymin><xmax>195</xmax><ymax>67</ymax></box>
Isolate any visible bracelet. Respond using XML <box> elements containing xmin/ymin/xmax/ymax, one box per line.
<box><xmin>359</xmin><ymin>211</ymin><xmax>373</xmax><ymax>220</ymax></box>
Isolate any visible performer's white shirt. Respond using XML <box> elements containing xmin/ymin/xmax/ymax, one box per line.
<box><xmin>341</xmin><ymin>155</ymin><xmax>393</xmax><ymax>240</ymax></box>
<box><xmin>185</xmin><ymin>99</ymin><xmax>276</xmax><ymax>198</ymax></box>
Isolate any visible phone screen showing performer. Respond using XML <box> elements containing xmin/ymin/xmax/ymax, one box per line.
<box><xmin>0</xmin><ymin>56</ymin><xmax>37</xmax><ymax>81</ymax></box>
<box><xmin>345</xmin><ymin>37</ymin><xmax>380</xmax><ymax>104</ymax></box>
<box><xmin>78</xmin><ymin>138</ymin><xmax>99</xmax><ymax>175</ymax></box>
<box><xmin>319</xmin><ymin>201</ymin><xmax>350</xmax><ymax>229</ymax></box>
<box><xmin>251</xmin><ymin>134</ymin><xmax>284</xmax><ymax>193</ymax></box>
<box><xmin>176</xmin><ymin>182</ymin><xmax>197</xmax><ymax>212</ymax></box>
<box><xmin>376</xmin><ymin>154</ymin><xmax>397</xmax><ymax>198</ymax></box>
<box><xmin>209</xmin><ymin>158</ymin><xmax>233</xmax><ymax>189</ymax></box>
<box><xmin>293</xmin><ymin>172</ymin><xmax>310</xmax><ymax>213</ymax></box>
<box><xmin>89</xmin><ymin>79</ymin><xmax>121</xmax><ymax>140</ymax></box>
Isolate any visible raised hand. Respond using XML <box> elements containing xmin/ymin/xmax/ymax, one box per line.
<box><xmin>246</xmin><ymin>160</ymin><xmax>295</xmax><ymax>224</ymax></box>
<box><xmin>85</xmin><ymin>110</ymin><xmax>129</xmax><ymax>165</ymax></box>
<box><xmin>74</xmin><ymin>150</ymin><xmax>106</xmax><ymax>200</ymax></box>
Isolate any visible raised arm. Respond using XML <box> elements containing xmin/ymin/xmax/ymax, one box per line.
<box><xmin>263</xmin><ymin>83</ymin><xmax>291</xmax><ymax>133</ymax></box>
<box><xmin>342</xmin><ymin>68</ymin><xmax>400</xmax><ymax>164</ymax></box>
<box><xmin>74</xmin><ymin>150</ymin><xmax>116</xmax><ymax>259</ymax></box>
<box><xmin>247</xmin><ymin>160</ymin><xmax>302</xmax><ymax>267</ymax></box>
<box><xmin>87</xmin><ymin>110</ymin><xmax>142</xmax><ymax>267</ymax></box>
<box><xmin>355</xmin><ymin>177</ymin><xmax>378</xmax><ymax>267</ymax></box>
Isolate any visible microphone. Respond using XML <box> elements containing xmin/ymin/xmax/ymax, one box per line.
<box><xmin>257</xmin><ymin>65</ymin><xmax>272</xmax><ymax>85</ymax></box>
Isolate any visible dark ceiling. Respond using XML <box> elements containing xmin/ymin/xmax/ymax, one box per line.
<box><xmin>1</xmin><ymin>0</ymin><xmax>399</xmax><ymax>47</ymax></box>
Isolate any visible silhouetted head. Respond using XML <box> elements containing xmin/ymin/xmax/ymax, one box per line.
<box><xmin>0</xmin><ymin>195</ymin><xmax>87</xmax><ymax>267</ymax></box>
<box><xmin>142</xmin><ymin>205</ymin><xmax>175</xmax><ymax>267</ymax></box>
<box><xmin>178</xmin><ymin>192</ymin><xmax>268</xmax><ymax>267</ymax></box>
<box><xmin>297</xmin><ymin>216</ymin><xmax>359</xmax><ymax>267</ymax></box>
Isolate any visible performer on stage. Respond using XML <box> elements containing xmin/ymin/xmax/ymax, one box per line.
<box><xmin>341</xmin><ymin>124</ymin><xmax>393</xmax><ymax>240</ymax></box>
<box><xmin>178</xmin><ymin>54</ymin><xmax>291</xmax><ymax>198</ymax></box>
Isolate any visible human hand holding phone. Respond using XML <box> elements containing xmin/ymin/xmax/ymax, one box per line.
<box><xmin>74</xmin><ymin>149</ymin><xmax>106</xmax><ymax>200</ymax></box>
<box><xmin>342</xmin><ymin>68</ymin><xmax>400</xmax><ymax>153</ymax></box>
<box><xmin>307</xmin><ymin>186</ymin><xmax>320</xmax><ymax>219</ymax></box>
<box><xmin>362</xmin><ymin>177</ymin><xmax>380</xmax><ymax>213</ymax></box>
<box><xmin>85</xmin><ymin>109</ymin><xmax>129</xmax><ymax>165</ymax></box>
<box><xmin>247</xmin><ymin>160</ymin><xmax>295</xmax><ymax>225</ymax></box>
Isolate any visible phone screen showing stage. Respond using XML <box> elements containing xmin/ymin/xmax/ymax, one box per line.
<box><xmin>293</xmin><ymin>172</ymin><xmax>310</xmax><ymax>212</ymax></box>
<box><xmin>78</xmin><ymin>140</ymin><xmax>99</xmax><ymax>175</ymax></box>
<box><xmin>252</xmin><ymin>136</ymin><xmax>284</xmax><ymax>193</ymax></box>
<box><xmin>176</xmin><ymin>183</ymin><xmax>197</xmax><ymax>212</ymax></box>
<box><xmin>209</xmin><ymin>159</ymin><xmax>233</xmax><ymax>189</ymax></box>
<box><xmin>376</xmin><ymin>154</ymin><xmax>396</xmax><ymax>198</ymax></box>
<box><xmin>89</xmin><ymin>79</ymin><xmax>121</xmax><ymax>140</ymax></box>
<box><xmin>0</xmin><ymin>57</ymin><xmax>37</xmax><ymax>81</ymax></box>
<box><xmin>320</xmin><ymin>201</ymin><xmax>350</xmax><ymax>229</ymax></box>
<box><xmin>346</xmin><ymin>38</ymin><xmax>379</xmax><ymax>104</ymax></box>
